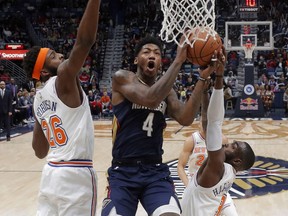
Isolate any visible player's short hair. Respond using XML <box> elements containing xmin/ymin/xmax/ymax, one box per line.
<box><xmin>22</xmin><ymin>46</ymin><xmax>42</xmax><ymax>78</ymax></box>
<box><xmin>241</xmin><ymin>142</ymin><xmax>255</xmax><ymax>170</ymax></box>
<box><xmin>134</xmin><ymin>36</ymin><xmax>162</xmax><ymax>57</ymax></box>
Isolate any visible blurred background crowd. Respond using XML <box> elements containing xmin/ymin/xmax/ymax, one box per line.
<box><xmin>1</xmin><ymin>0</ymin><xmax>288</xmax><ymax>130</ymax></box>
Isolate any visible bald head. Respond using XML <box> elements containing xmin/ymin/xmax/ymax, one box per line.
<box><xmin>0</xmin><ymin>81</ymin><xmax>5</xmax><ymax>89</ymax></box>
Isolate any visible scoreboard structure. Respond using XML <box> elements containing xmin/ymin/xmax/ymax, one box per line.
<box><xmin>238</xmin><ymin>0</ymin><xmax>259</xmax><ymax>19</ymax></box>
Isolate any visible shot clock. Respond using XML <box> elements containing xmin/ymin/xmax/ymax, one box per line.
<box><xmin>238</xmin><ymin>0</ymin><xmax>259</xmax><ymax>19</ymax></box>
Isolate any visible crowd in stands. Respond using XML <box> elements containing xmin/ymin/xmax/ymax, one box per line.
<box><xmin>28</xmin><ymin>0</ymin><xmax>114</xmax><ymax>87</ymax></box>
<box><xmin>1</xmin><ymin>0</ymin><xmax>288</xmax><ymax>130</ymax></box>
<box><xmin>87</xmin><ymin>86</ymin><xmax>113</xmax><ymax>119</ymax></box>
<box><xmin>0</xmin><ymin>75</ymin><xmax>35</xmax><ymax>128</ymax></box>
<box><xmin>0</xmin><ymin>0</ymin><xmax>31</xmax><ymax>49</ymax></box>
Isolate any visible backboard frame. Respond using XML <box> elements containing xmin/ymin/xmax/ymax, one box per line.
<box><xmin>241</xmin><ymin>34</ymin><xmax>257</xmax><ymax>47</ymax></box>
<box><xmin>225</xmin><ymin>21</ymin><xmax>273</xmax><ymax>51</ymax></box>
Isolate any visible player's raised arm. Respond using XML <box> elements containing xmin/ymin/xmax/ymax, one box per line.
<box><xmin>200</xmin><ymin>78</ymin><xmax>211</xmax><ymax>132</ymax></box>
<box><xmin>58</xmin><ymin>0</ymin><xmax>101</xmax><ymax>81</ymax></box>
<box><xmin>197</xmin><ymin>50</ymin><xmax>226</xmax><ymax>187</ymax></box>
<box><xmin>166</xmin><ymin>54</ymin><xmax>217</xmax><ymax>126</ymax></box>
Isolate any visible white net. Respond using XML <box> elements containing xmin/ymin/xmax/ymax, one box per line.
<box><xmin>243</xmin><ymin>44</ymin><xmax>255</xmax><ymax>60</ymax></box>
<box><xmin>160</xmin><ymin>0</ymin><xmax>216</xmax><ymax>47</ymax></box>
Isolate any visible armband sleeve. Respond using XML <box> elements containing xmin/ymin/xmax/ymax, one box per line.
<box><xmin>206</xmin><ymin>89</ymin><xmax>224</xmax><ymax>151</ymax></box>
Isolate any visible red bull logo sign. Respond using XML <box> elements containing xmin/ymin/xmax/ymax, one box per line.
<box><xmin>240</xmin><ymin>97</ymin><xmax>258</xmax><ymax>110</ymax></box>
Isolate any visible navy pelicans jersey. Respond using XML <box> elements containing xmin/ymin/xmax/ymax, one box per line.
<box><xmin>112</xmin><ymin>98</ymin><xmax>167</xmax><ymax>159</ymax></box>
<box><xmin>33</xmin><ymin>76</ymin><xmax>95</xmax><ymax>162</ymax></box>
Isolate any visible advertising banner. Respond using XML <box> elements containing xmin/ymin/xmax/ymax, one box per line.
<box><xmin>0</xmin><ymin>50</ymin><xmax>28</xmax><ymax>60</ymax></box>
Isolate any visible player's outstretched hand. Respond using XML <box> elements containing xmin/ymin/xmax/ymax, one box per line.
<box><xmin>198</xmin><ymin>58</ymin><xmax>216</xmax><ymax>80</ymax></box>
<box><xmin>175</xmin><ymin>32</ymin><xmax>189</xmax><ymax>64</ymax></box>
<box><xmin>203</xmin><ymin>76</ymin><xmax>212</xmax><ymax>92</ymax></box>
<box><xmin>199</xmin><ymin>47</ymin><xmax>225</xmax><ymax>79</ymax></box>
<box><xmin>215</xmin><ymin>47</ymin><xmax>226</xmax><ymax>77</ymax></box>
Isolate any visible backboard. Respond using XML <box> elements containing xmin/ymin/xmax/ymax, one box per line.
<box><xmin>224</xmin><ymin>21</ymin><xmax>273</xmax><ymax>51</ymax></box>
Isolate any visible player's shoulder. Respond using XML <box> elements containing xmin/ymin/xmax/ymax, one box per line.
<box><xmin>184</xmin><ymin>134</ymin><xmax>195</xmax><ymax>146</ymax></box>
<box><xmin>114</xmin><ymin>69</ymin><xmax>133</xmax><ymax>76</ymax></box>
<box><xmin>112</xmin><ymin>69</ymin><xmax>135</xmax><ymax>82</ymax></box>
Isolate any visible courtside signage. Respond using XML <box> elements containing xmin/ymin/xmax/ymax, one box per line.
<box><xmin>0</xmin><ymin>50</ymin><xmax>28</xmax><ymax>60</ymax></box>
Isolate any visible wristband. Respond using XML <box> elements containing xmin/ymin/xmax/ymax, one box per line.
<box><xmin>198</xmin><ymin>77</ymin><xmax>206</xmax><ymax>81</ymax></box>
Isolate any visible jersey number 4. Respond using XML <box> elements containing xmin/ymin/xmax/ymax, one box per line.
<box><xmin>142</xmin><ymin>112</ymin><xmax>154</xmax><ymax>137</ymax></box>
<box><xmin>41</xmin><ymin>115</ymin><xmax>68</xmax><ymax>148</ymax></box>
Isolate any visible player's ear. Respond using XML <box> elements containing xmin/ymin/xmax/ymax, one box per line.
<box><xmin>233</xmin><ymin>158</ymin><xmax>242</xmax><ymax>169</ymax></box>
<box><xmin>134</xmin><ymin>58</ymin><xmax>138</xmax><ymax>64</ymax></box>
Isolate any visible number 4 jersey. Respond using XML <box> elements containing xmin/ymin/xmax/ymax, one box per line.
<box><xmin>111</xmin><ymin>98</ymin><xmax>167</xmax><ymax>159</ymax></box>
<box><xmin>33</xmin><ymin>76</ymin><xmax>95</xmax><ymax>162</ymax></box>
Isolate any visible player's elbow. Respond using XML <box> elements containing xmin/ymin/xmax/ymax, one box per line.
<box><xmin>32</xmin><ymin>143</ymin><xmax>49</xmax><ymax>159</ymax></box>
<box><xmin>35</xmin><ymin>153</ymin><xmax>46</xmax><ymax>159</ymax></box>
<box><xmin>182</xmin><ymin>120</ymin><xmax>194</xmax><ymax>126</ymax></box>
<box><xmin>34</xmin><ymin>150</ymin><xmax>47</xmax><ymax>159</ymax></box>
<box><xmin>177</xmin><ymin>117</ymin><xmax>194</xmax><ymax>126</ymax></box>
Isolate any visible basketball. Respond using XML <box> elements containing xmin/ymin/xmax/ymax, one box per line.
<box><xmin>187</xmin><ymin>28</ymin><xmax>223</xmax><ymax>66</ymax></box>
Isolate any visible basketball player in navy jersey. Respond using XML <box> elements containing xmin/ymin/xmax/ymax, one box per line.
<box><xmin>101</xmin><ymin>35</ymin><xmax>223</xmax><ymax>216</ymax></box>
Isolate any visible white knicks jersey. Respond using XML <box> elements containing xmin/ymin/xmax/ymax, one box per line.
<box><xmin>181</xmin><ymin>163</ymin><xmax>236</xmax><ymax>216</ymax></box>
<box><xmin>33</xmin><ymin>77</ymin><xmax>94</xmax><ymax>162</ymax></box>
<box><xmin>187</xmin><ymin>131</ymin><xmax>207</xmax><ymax>176</ymax></box>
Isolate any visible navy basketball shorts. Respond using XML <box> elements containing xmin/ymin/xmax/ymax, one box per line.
<box><xmin>101</xmin><ymin>163</ymin><xmax>181</xmax><ymax>216</ymax></box>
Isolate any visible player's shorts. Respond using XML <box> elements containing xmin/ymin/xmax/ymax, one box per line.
<box><xmin>101</xmin><ymin>163</ymin><xmax>181</xmax><ymax>216</ymax></box>
<box><xmin>37</xmin><ymin>161</ymin><xmax>97</xmax><ymax>216</ymax></box>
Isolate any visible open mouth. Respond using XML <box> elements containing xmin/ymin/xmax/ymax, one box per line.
<box><xmin>147</xmin><ymin>61</ymin><xmax>155</xmax><ymax>70</ymax></box>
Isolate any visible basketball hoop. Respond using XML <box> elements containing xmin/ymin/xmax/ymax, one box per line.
<box><xmin>243</xmin><ymin>43</ymin><xmax>255</xmax><ymax>60</ymax></box>
<box><xmin>159</xmin><ymin>0</ymin><xmax>216</xmax><ymax>47</ymax></box>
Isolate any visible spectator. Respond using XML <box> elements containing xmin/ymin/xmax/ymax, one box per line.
<box><xmin>0</xmin><ymin>70</ymin><xmax>10</xmax><ymax>82</ymax></box>
<box><xmin>263</xmin><ymin>84</ymin><xmax>275</xmax><ymax>114</ymax></box>
<box><xmin>224</xmin><ymin>82</ymin><xmax>236</xmax><ymax>109</ymax></box>
<box><xmin>0</xmin><ymin>81</ymin><xmax>12</xmax><ymax>141</ymax></box>
<box><xmin>13</xmin><ymin>89</ymin><xmax>28</xmax><ymax>125</ymax></box>
<box><xmin>5</xmin><ymin>77</ymin><xmax>18</xmax><ymax>126</ymax></box>
<box><xmin>79</xmin><ymin>68</ymin><xmax>91</xmax><ymax>86</ymax></box>
<box><xmin>100</xmin><ymin>91</ymin><xmax>112</xmax><ymax>117</ymax></box>
<box><xmin>185</xmin><ymin>76</ymin><xmax>196</xmax><ymax>88</ymax></box>
<box><xmin>18</xmin><ymin>89</ymin><xmax>33</xmax><ymax>122</ymax></box>
<box><xmin>283</xmin><ymin>87</ymin><xmax>288</xmax><ymax>116</ymax></box>
<box><xmin>224</xmin><ymin>70</ymin><xmax>235</xmax><ymax>86</ymax></box>
<box><xmin>88</xmin><ymin>90</ymin><xmax>102</xmax><ymax>117</ymax></box>
<box><xmin>268</xmin><ymin>75</ymin><xmax>278</xmax><ymax>87</ymax></box>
